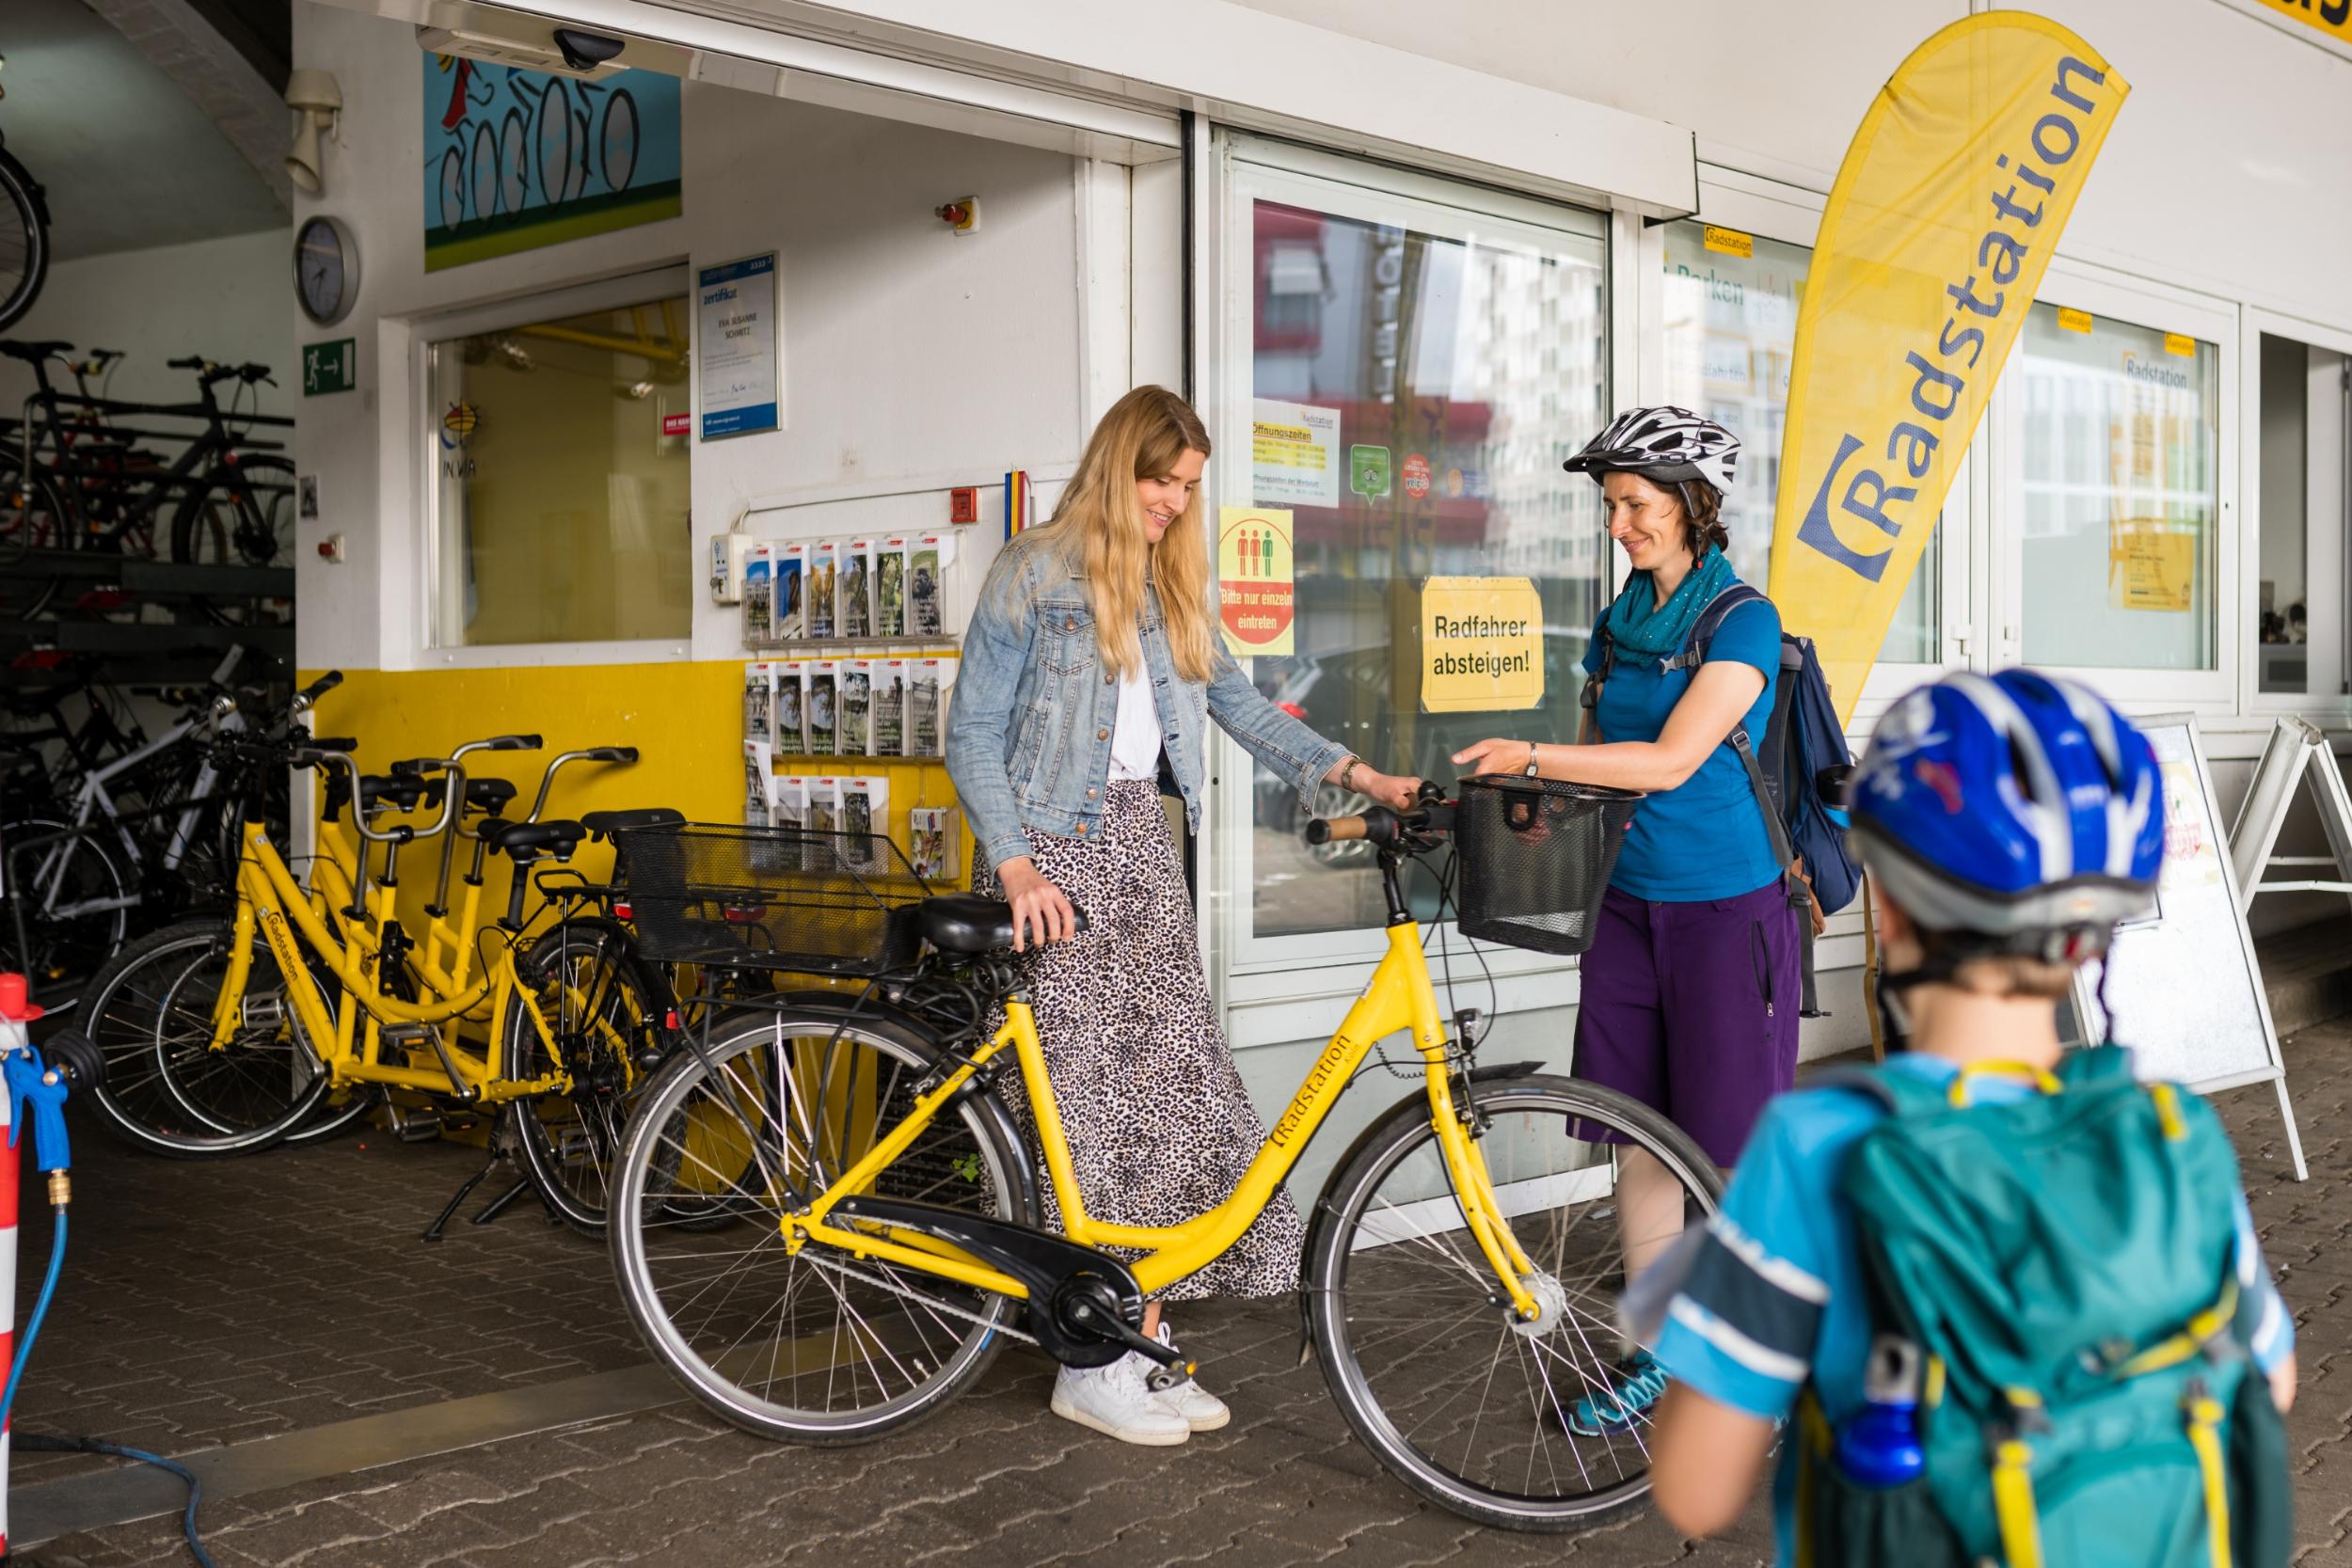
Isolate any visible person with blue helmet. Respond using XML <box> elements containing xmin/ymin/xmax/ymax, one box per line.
<box><xmin>1635</xmin><ymin>669</ymin><xmax>2296</xmax><ymax>1564</ymax></box>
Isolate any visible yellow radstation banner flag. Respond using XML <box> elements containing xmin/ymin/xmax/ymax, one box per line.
<box><xmin>1767</xmin><ymin>13</ymin><xmax>2129</xmax><ymax>720</ymax></box>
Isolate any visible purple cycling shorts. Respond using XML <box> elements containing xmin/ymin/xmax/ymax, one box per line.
<box><xmin>1571</xmin><ymin>879</ymin><xmax>1801</xmax><ymax>1168</ymax></box>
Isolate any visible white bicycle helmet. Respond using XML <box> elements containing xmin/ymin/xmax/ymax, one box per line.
<box><xmin>1563</xmin><ymin>406</ymin><xmax>1740</xmax><ymax>496</ymax></box>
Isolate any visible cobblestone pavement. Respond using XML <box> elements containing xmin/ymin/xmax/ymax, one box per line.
<box><xmin>15</xmin><ymin>1014</ymin><xmax>2352</xmax><ymax>1568</ymax></box>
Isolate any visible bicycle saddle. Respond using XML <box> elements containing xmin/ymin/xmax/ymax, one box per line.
<box><xmin>358</xmin><ymin>773</ymin><xmax>428</xmax><ymax>814</ymax></box>
<box><xmin>914</xmin><ymin>894</ymin><xmax>1092</xmax><ymax>955</ymax></box>
<box><xmin>580</xmin><ymin>807</ymin><xmax>684</xmax><ymax>841</ymax></box>
<box><xmin>421</xmin><ymin>775</ymin><xmax>518</xmax><ymax>816</ymax></box>
<box><xmin>0</xmin><ymin>340</ymin><xmax>71</xmax><ymax>361</ymax></box>
<box><xmin>481</xmin><ymin>817</ymin><xmax>583</xmax><ymax>862</ymax></box>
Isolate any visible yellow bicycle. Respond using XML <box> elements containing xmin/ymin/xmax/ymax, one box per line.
<box><xmin>67</xmin><ymin>728</ymin><xmax>675</xmax><ymax>1234</ymax></box>
<box><xmin>607</xmin><ymin>784</ymin><xmax>1724</xmax><ymax>1528</ymax></box>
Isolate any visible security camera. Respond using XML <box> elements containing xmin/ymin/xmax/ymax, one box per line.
<box><xmin>284</xmin><ymin>70</ymin><xmax>342</xmax><ymax>196</ymax></box>
<box><xmin>553</xmin><ymin>29</ymin><xmax>625</xmax><ymax>72</ymax></box>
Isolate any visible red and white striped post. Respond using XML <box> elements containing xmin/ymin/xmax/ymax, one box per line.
<box><xmin>0</xmin><ymin>971</ymin><xmax>40</xmax><ymax>1560</ymax></box>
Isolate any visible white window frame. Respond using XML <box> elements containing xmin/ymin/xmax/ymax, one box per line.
<box><xmin>2240</xmin><ymin>306</ymin><xmax>2352</xmax><ymax>727</ymax></box>
<box><xmin>1647</xmin><ymin>167</ymin><xmax>1976</xmax><ymax>734</ymax></box>
<box><xmin>1206</xmin><ymin>133</ymin><xmax>1613</xmax><ymax>993</ymax></box>
<box><xmin>414</xmin><ymin>264</ymin><xmax>695</xmax><ymax>669</ymax></box>
<box><xmin>1986</xmin><ymin>261</ymin><xmax>2240</xmax><ymax>713</ymax></box>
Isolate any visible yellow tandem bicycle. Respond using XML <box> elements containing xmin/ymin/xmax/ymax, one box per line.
<box><xmin>604</xmin><ymin>779</ymin><xmax>1724</xmax><ymax>1529</ymax></box>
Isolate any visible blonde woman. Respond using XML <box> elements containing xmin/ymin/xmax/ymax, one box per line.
<box><xmin>947</xmin><ymin>386</ymin><xmax>1419</xmax><ymax>1447</ymax></box>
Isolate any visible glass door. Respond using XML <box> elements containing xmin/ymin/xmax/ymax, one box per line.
<box><xmin>1210</xmin><ymin>138</ymin><xmax>1611</xmax><ymax>970</ymax></box>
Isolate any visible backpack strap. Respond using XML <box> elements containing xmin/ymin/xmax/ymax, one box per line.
<box><xmin>1661</xmin><ymin>582</ymin><xmax>1768</xmax><ymax>673</ymax></box>
<box><xmin>1579</xmin><ymin>621</ymin><xmax>1616</xmax><ymax>712</ymax></box>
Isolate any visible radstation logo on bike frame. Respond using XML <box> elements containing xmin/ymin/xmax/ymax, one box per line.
<box><xmin>423</xmin><ymin>57</ymin><xmax>682</xmax><ymax>271</ymax></box>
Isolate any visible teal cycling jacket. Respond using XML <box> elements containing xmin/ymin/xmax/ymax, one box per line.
<box><xmin>946</xmin><ymin>529</ymin><xmax>1346</xmax><ymax>875</ymax></box>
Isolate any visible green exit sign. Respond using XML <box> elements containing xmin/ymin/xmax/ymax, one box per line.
<box><xmin>303</xmin><ymin>339</ymin><xmax>355</xmax><ymax>396</ymax></box>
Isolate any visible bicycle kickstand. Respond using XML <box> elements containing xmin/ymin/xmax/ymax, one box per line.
<box><xmin>468</xmin><ymin>1169</ymin><xmax>562</xmax><ymax>1230</ymax></box>
<box><xmin>422</xmin><ymin>1153</ymin><xmax>499</xmax><ymax>1243</ymax></box>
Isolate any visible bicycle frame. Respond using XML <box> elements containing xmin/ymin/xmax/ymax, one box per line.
<box><xmin>788</xmin><ymin>920</ymin><xmax>1545</xmax><ymax>1320</ymax></box>
<box><xmin>211</xmin><ymin>818</ymin><xmax>582</xmax><ymax>1104</ymax></box>
<box><xmin>29</xmin><ymin>695</ymin><xmax>241</xmax><ymax>919</ymax></box>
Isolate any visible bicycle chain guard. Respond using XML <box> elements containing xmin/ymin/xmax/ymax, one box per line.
<box><xmin>828</xmin><ymin>1194</ymin><xmax>1147</xmax><ymax>1369</ymax></box>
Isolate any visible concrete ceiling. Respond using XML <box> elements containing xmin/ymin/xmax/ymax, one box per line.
<box><xmin>4</xmin><ymin>0</ymin><xmax>290</xmax><ymax>261</ymax></box>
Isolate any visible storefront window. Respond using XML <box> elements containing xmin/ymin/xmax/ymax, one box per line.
<box><xmin>428</xmin><ymin>293</ymin><xmax>692</xmax><ymax>646</ymax></box>
<box><xmin>1239</xmin><ymin>185</ymin><xmax>1609</xmax><ymax>941</ymax></box>
<box><xmin>2018</xmin><ymin>303</ymin><xmax>2217</xmax><ymax>672</ymax></box>
<box><xmin>1660</xmin><ymin>221</ymin><xmax>1938</xmax><ymax>662</ymax></box>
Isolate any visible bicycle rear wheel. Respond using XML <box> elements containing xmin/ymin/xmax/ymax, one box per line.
<box><xmin>504</xmin><ymin>916</ymin><xmax>672</xmax><ymax>1236</ymax></box>
<box><xmin>1302</xmin><ymin>1073</ymin><xmax>1724</xmax><ymax>1531</ymax></box>
<box><xmin>609</xmin><ymin>1006</ymin><xmax>1028</xmax><ymax>1445</ymax></box>
<box><xmin>171</xmin><ymin>455</ymin><xmax>295</xmax><ymax>571</ymax></box>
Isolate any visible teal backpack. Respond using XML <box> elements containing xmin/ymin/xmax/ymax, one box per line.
<box><xmin>1798</xmin><ymin>1046</ymin><xmax>2291</xmax><ymax>1568</ymax></box>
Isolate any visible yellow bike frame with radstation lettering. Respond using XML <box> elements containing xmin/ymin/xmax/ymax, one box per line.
<box><xmin>789</xmin><ymin>921</ymin><xmax>1545</xmax><ymax>1320</ymax></box>
<box><xmin>203</xmin><ymin>817</ymin><xmax>633</xmax><ymax>1105</ymax></box>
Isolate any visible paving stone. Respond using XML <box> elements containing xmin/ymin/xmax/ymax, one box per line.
<box><xmin>24</xmin><ymin>1024</ymin><xmax>2352</xmax><ymax>1566</ymax></box>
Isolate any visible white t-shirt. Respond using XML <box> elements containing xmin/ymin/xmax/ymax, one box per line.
<box><xmin>1108</xmin><ymin>668</ymin><xmax>1163</xmax><ymax>782</ymax></box>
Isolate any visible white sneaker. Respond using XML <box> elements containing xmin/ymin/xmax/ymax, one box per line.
<box><xmin>1152</xmin><ymin>1323</ymin><xmax>1231</xmax><ymax>1433</ymax></box>
<box><xmin>1049</xmin><ymin>1354</ymin><xmax>1190</xmax><ymax>1446</ymax></box>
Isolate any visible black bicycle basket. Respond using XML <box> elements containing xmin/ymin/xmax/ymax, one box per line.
<box><xmin>609</xmin><ymin>821</ymin><xmax>930</xmax><ymax>976</ymax></box>
<box><xmin>1452</xmin><ymin>775</ymin><xmax>1641</xmax><ymax>957</ymax></box>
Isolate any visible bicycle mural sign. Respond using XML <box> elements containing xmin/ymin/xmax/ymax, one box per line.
<box><xmin>423</xmin><ymin>56</ymin><xmax>681</xmax><ymax>272</ymax></box>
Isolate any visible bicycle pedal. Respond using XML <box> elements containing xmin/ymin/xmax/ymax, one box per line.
<box><xmin>387</xmin><ymin>1106</ymin><xmax>444</xmax><ymax>1143</ymax></box>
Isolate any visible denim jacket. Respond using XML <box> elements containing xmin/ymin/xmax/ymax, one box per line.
<box><xmin>946</xmin><ymin>530</ymin><xmax>1348</xmax><ymax>874</ymax></box>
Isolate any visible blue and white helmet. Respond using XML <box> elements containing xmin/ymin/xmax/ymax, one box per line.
<box><xmin>1562</xmin><ymin>405</ymin><xmax>1740</xmax><ymax>496</ymax></box>
<box><xmin>1848</xmin><ymin>670</ymin><xmax>2162</xmax><ymax>954</ymax></box>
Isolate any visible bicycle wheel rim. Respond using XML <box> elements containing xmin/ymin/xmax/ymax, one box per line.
<box><xmin>1308</xmin><ymin>1080</ymin><xmax>1722</xmax><ymax>1528</ymax></box>
<box><xmin>0</xmin><ymin>150</ymin><xmax>47</xmax><ymax>330</ymax></box>
<box><xmin>611</xmin><ymin>1012</ymin><xmax>1021</xmax><ymax>1440</ymax></box>
<box><xmin>5</xmin><ymin>816</ymin><xmax>127</xmax><ymax>997</ymax></box>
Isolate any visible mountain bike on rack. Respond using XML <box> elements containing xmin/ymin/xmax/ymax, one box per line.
<box><xmin>60</xmin><ymin>731</ymin><xmax>680</xmax><ymax>1235</ymax></box>
<box><xmin>0</xmin><ymin>344</ymin><xmax>292</xmax><ymax>570</ymax></box>
<box><xmin>604</xmin><ymin>780</ymin><xmax>1725</xmax><ymax>1530</ymax></box>
<box><xmin>0</xmin><ymin>646</ymin><xmax>276</xmax><ymax>1005</ymax></box>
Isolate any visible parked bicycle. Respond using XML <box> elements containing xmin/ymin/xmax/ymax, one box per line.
<box><xmin>0</xmin><ymin>647</ymin><xmax>275</xmax><ymax>1005</ymax></box>
<box><xmin>61</xmin><ymin>722</ymin><xmax>683</xmax><ymax>1237</ymax></box>
<box><xmin>603</xmin><ymin>778</ymin><xmax>1724</xmax><ymax>1529</ymax></box>
<box><xmin>0</xmin><ymin>341</ymin><xmax>294</xmax><ymax>572</ymax></box>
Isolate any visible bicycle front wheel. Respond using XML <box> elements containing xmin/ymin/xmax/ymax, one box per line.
<box><xmin>3</xmin><ymin>815</ymin><xmax>128</xmax><ymax>1003</ymax></box>
<box><xmin>1302</xmin><ymin>1073</ymin><xmax>1724</xmax><ymax>1531</ymax></box>
<box><xmin>610</xmin><ymin>1006</ymin><xmax>1029</xmax><ymax>1446</ymax></box>
<box><xmin>75</xmin><ymin>919</ymin><xmax>331</xmax><ymax>1157</ymax></box>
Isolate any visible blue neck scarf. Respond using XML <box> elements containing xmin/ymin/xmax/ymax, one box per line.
<box><xmin>1604</xmin><ymin>546</ymin><xmax>1737</xmax><ymax>661</ymax></box>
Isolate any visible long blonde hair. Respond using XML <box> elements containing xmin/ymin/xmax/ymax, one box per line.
<box><xmin>1036</xmin><ymin>386</ymin><xmax>1215</xmax><ymax>683</ymax></box>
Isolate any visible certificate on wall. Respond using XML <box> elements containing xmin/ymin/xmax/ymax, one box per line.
<box><xmin>698</xmin><ymin>253</ymin><xmax>780</xmax><ymax>439</ymax></box>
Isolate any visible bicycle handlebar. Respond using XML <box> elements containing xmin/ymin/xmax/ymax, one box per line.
<box><xmin>167</xmin><ymin>356</ymin><xmax>207</xmax><ymax>371</ymax></box>
<box><xmin>1304</xmin><ymin>784</ymin><xmax>1453</xmax><ymax>851</ymax></box>
<box><xmin>524</xmin><ymin>744</ymin><xmax>640</xmax><ymax>824</ymax></box>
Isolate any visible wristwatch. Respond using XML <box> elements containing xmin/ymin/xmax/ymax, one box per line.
<box><xmin>1524</xmin><ymin>743</ymin><xmax>1542</xmax><ymax>779</ymax></box>
<box><xmin>1339</xmin><ymin>755</ymin><xmax>1363</xmax><ymax>793</ymax></box>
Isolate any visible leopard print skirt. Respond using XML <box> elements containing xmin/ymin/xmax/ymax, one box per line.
<box><xmin>977</xmin><ymin>779</ymin><xmax>1304</xmax><ymax>1301</ymax></box>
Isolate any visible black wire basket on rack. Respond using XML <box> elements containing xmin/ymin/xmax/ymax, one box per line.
<box><xmin>1452</xmin><ymin>774</ymin><xmax>1642</xmax><ymax>957</ymax></box>
<box><xmin>608</xmin><ymin>821</ymin><xmax>931</xmax><ymax>976</ymax></box>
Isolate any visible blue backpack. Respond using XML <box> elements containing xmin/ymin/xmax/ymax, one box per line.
<box><xmin>1584</xmin><ymin>582</ymin><xmax>1862</xmax><ymax>1014</ymax></box>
